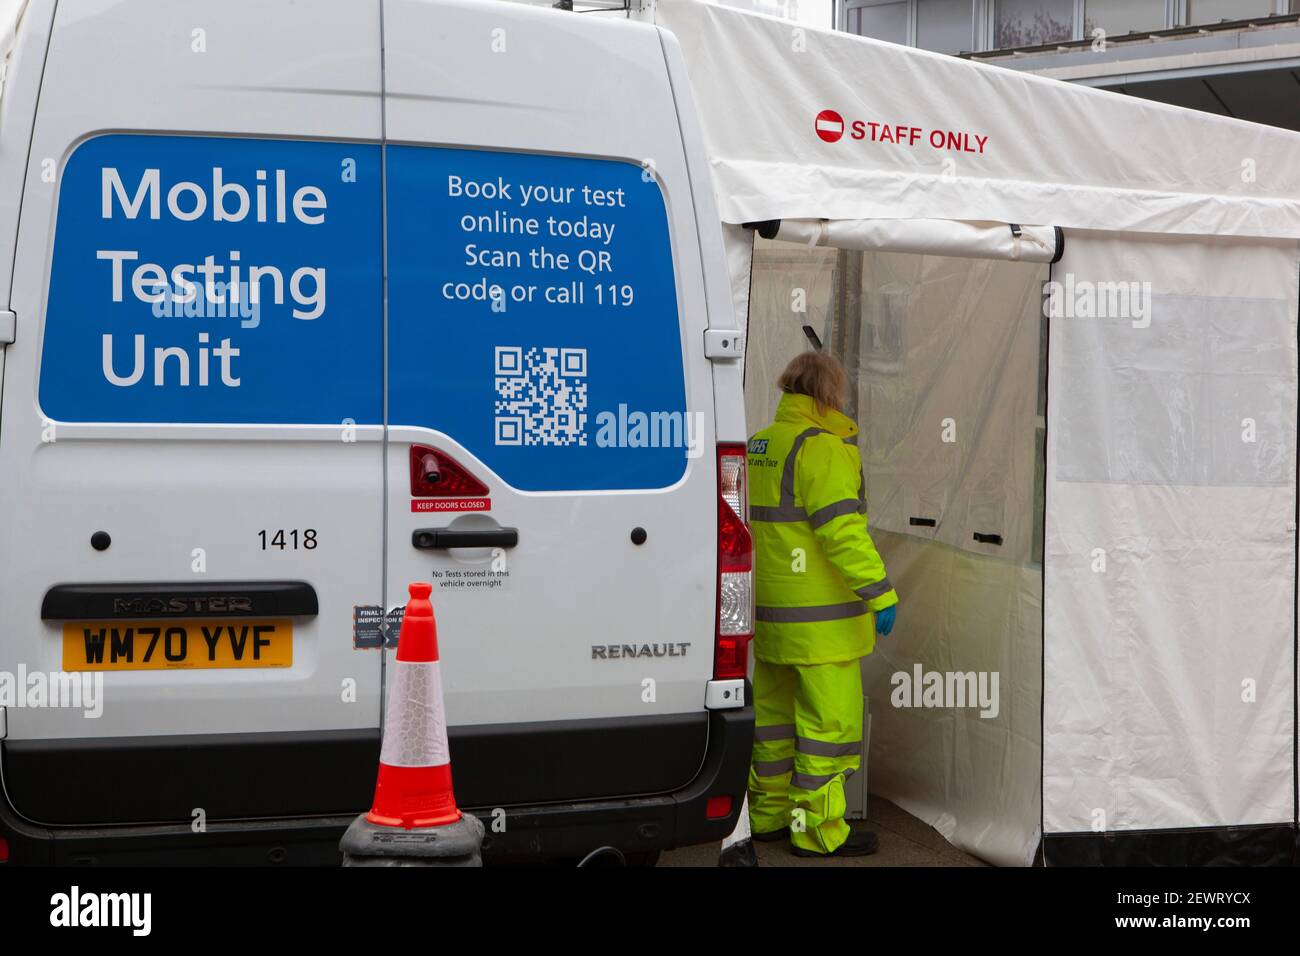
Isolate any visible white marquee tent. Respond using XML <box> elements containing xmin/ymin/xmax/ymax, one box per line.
<box><xmin>648</xmin><ymin>0</ymin><xmax>1300</xmax><ymax>866</ymax></box>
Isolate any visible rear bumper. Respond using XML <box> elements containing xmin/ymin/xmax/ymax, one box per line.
<box><xmin>0</xmin><ymin>706</ymin><xmax>754</xmax><ymax>865</ymax></box>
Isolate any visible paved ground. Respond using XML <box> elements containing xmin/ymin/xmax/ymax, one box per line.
<box><xmin>660</xmin><ymin>795</ymin><xmax>986</xmax><ymax>867</ymax></box>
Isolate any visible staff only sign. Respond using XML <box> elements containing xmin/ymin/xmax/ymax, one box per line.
<box><xmin>813</xmin><ymin>109</ymin><xmax>988</xmax><ymax>154</ymax></box>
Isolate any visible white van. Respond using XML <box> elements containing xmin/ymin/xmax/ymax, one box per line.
<box><xmin>0</xmin><ymin>0</ymin><xmax>752</xmax><ymax>865</ymax></box>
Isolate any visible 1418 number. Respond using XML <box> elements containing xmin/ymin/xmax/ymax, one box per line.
<box><xmin>258</xmin><ymin>529</ymin><xmax>318</xmax><ymax>550</ymax></box>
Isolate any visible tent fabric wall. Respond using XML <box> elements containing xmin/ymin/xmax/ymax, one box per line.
<box><xmin>742</xmin><ymin>235</ymin><xmax>837</xmax><ymax>430</ymax></box>
<box><xmin>1043</xmin><ymin>232</ymin><xmax>1298</xmax><ymax>856</ymax></box>
<box><xmin>722</xmin><ymin>222</ymin><xmax>756</xmax><ymax>361</ymax></box>
<box><xmin>864</xmin><ymin>535</ymin><xmax>1043</xmax><ymax>866</ymax></box>
<box><xmin>745</xmin><ymin>240</ymin><xmax>1046</xmax><ymax>865</ymax></box>
<box><xmin>854</xmin><ymin>251</ymin><xmax>1047</xmax><ymax>867</ymax></box>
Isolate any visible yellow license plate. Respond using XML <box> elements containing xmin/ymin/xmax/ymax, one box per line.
<box><xmin>63</xmin><ymin>619</ymin><xmax>292</xmax><ymax>671</ymax></box>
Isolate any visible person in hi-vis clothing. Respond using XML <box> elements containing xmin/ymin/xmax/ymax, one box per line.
<box><xmin>746</xmin><ymin>352</ymin><xmax>898</xmax><ymax>857</ymax></box>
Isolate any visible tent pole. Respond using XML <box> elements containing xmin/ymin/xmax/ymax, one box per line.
<box><xmin>831</xmin><ymin>249</ymin><xmax>864</xmax><ymax>417</ymax></box>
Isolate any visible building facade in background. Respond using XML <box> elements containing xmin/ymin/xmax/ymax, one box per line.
<box><xmin>532</xmin><ymin>1</ymin><xmax>1299</xmax><ymax>130</ymax></box>
<box><xmin>841</xmin><ymin>1</ymin><xmax>1300</xmax><ymax>130</ymax></box>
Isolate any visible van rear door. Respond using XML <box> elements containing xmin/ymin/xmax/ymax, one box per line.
<box><xmin>381</xmin><ymin>0</ymin><xmax>720</xmax><ymax>806</ymax></box>
<box><xmin>0</xmin><ymin>0</ymin><xmax>385</xmax><ymax>826</ymax></box>
<box><xmin>0</xmin><ymin>0</ymin><xmax>47</xmax><ymax>449</ymax></box>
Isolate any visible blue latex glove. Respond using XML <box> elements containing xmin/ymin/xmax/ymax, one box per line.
<box><xmin>875</xmin><ymin>605</ymin><xmax>897</xmax><ymax>638</ymax></box>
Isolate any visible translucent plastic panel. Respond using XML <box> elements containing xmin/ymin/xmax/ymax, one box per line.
<box><xmin>852</xmin><ymin>253</ymin><xmax>1047</xmax><ymax>565</ymax></box>
<box><xmin>1052</xmin><ymin>295</ymin><xmax>1294</xmax><ymax>487</ymax></box>
<box><xmin>743</xmin><ymin>238</ymin><xmax>839</xmax><ymax>432</ymax></box>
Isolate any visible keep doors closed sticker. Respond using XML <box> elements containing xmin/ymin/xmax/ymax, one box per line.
<box><xmin>386</xmin><ymin>146</ymin><xmax>690</xmax><ymax>492</ymax></box>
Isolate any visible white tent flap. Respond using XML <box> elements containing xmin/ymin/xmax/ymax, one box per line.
<box><xmin>743</xmin><ymin>238</ymin><xmax>1047</xmax><ymax>866</ymax></box>
<box><xmin>1043</xmin><ymin>231</ymin><xmax>1298</xmax><ymax>851</ymax></box>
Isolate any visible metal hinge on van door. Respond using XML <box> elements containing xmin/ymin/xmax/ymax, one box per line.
<box><xmin>704</xmin><ymin>328</ymin><xmax>744</xmax><ymax>361</ymax></box>
<box><xmin>0</xmin><ymin>310</ymin><xmax>14</xmax><ymax>345</ymax></box>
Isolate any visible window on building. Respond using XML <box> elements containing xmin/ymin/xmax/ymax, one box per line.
<box><xmin>1187</xmin><ymin>0</ymin><xmax>1277</xmax><ymax>23</ymax></box>
<box><xmin>1084</xmin><ymin>0</ymin><xmax>1166</xmax><ymax>36</ymax></box>
<box><xmin>847</xmin><ymin>0</ymin><xmax>909</xmax><ymax>45</ymax></box>
<box><xmin>993</xmin><ymin>0</ymin><xmax>1074</xmax><ymax>48</ymax></box>
<box><xmin>917</xmin><ymin>0</ymin><xmax>975</xmax><ymax>54</ymax></box>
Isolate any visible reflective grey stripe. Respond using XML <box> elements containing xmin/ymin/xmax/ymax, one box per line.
<box><xmin>790</xmin><ymin>770</ymin><xmax>839</xmax><ymax>791</ymax></box>
<box><xmin>855</xmin><ymin>578</ymin><xmax>895</xmax><ymax>601</ymax></box>
<box><xmin>753</xmin><ymin>757</ymin><xmax>794</xmax><ymax>777</ymax></box>
<box><xmin>756</xmin><ymin>601</ymin><xmax>870</xmax><ymax>624</ymax></box>
<box><xmin>750</xmin><ymin>504</ymin><xmax>806</xmax><ymax>523</ymax></box>
<box><xmin>796</xmin><ymin>737</ymin><xmax>862</xmax><ymax>758</ymax></box>
<box><xmin>753</xmin><ymin>426</ymin><xmax>828</xmax><ymax>524</ymax></box>
<box><xmin>779</xmin><ymin>427</ymin><xmax>829</xmax><ymax>505</ymax></box>
<box><xmin>754</xmin><ymin>723</ymin><xmax>796</xmax><ymax>742</ymax></box>
<box><xmin>807</xmin><ymin>498</ymin><xmax>861</xmax><ymax>530</ymax></box>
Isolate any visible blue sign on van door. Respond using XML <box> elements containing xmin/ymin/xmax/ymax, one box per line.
<box><xmin>40</xmin><ymin>134</ymin><xmax>382</xmax><ymax>425</ymax></box>
<box><xmin>386</xmin><ymin>146</ymin><xmax>690</xmax><ymax>492</ymax></box>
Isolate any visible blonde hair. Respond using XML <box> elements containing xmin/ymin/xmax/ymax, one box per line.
<box><xmin>777</xmin><ymin>352</ymin><xmax>848</xmax><ymax>415</ymax></box>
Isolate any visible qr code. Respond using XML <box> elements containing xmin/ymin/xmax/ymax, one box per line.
<box><xmin>494</xmin><ymin>346</ymin><xmax>588</xmax><ymax>447</ymax></box>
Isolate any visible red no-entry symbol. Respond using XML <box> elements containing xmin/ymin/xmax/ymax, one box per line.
<box><xmin>815</xmin><ymin>109</ymin><xmax>845</xmax><ymax>143</ymax></box>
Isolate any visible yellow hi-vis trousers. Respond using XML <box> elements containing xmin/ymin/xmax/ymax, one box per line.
<box><xmin>748</xmin><ymin>657</ymin><xmax>863</xmax><ymax>854</ymax></box>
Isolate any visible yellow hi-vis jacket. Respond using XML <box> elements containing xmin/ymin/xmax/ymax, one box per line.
<box><xmin>748</xmin><ymin>392</ymin><xmax>898</xmax><ymax>665</ymax></box>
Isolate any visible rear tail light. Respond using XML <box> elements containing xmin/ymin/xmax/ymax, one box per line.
<box><xmin>716</xmin><ymin>442</ymin><xmax>754</xmax><ymax>680</ymax></box>
<box><xmin>410</xmin><ymin>444</ymin><xmax>489</xmax><ymax>499</ymax></box>
<box><xmin>705</xmin><ymin>794</ymin><xmax>734</xmax><ymax>820</ymax></box>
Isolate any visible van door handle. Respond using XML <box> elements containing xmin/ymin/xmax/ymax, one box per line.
<box><xmin>411</xmin><ymin>528</ymin><xmax>518</xmax><ymax>550</ymax></box>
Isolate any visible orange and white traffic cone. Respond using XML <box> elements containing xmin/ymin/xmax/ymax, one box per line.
<box><xmin>367</xmin><ymin>581</ymin><xmax>460</xmax><ymax>828</ymax></box>
<box><xmin>340</xmin><ymin>582</ymin><xmax>484</xmax><ymax>866</ymax></box>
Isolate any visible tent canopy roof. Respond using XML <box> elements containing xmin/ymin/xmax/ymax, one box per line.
<box><xmin>654</xmin><ymin>0</ymin><xmax>1300</xmax><ymax>240</ymax></box>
